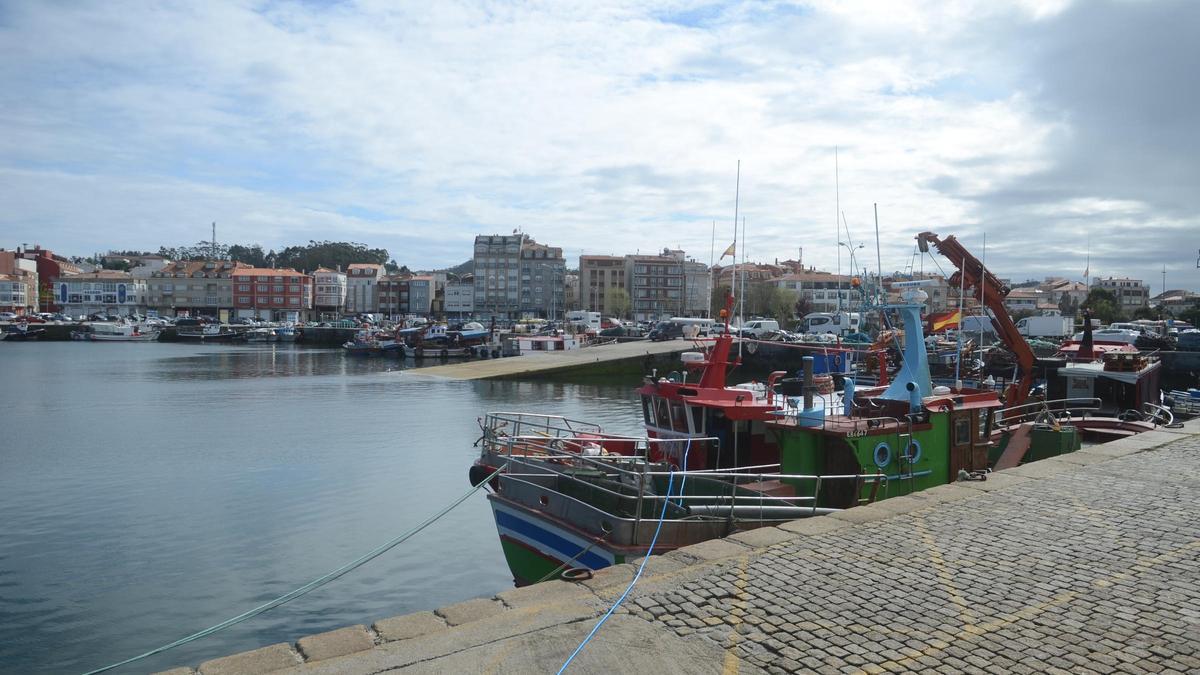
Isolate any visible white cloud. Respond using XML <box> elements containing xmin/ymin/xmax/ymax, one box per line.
<box><xmin>0</xmin><ymin>0</ymin><xmax>1195</xmax><ymax>291</ymax></box>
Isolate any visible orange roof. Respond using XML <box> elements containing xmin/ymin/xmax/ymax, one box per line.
<box><xmin>348</xmin><ymin>263</ymin><xmax>384</xmax><ymax>270</ymax></box>
<box><xmin>233</xmin><ymin>268</ymin><xmax>310</xmax><ymax>277</ymax></box>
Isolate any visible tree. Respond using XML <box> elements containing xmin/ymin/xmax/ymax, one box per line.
<box><xmin>1131</xmin><ymin>306</ymin><xmax>1159</xmax><ymax>320</ymax></box>
<box><xmin>1082</xmin><ymin>288</ymin><xmax>1124</xmax><ymax>325</ymax></box>
<box><xmin>605</xmin><ymin>287</ymin><xmax>631</xmax><ymax>319</ymax></box>
<box><xmin>710</xmin><ymin>285</ymin><xmax>732</xmax><ymax>317</ymax></box>
<box><xmin>1179</xmin><ymin>306</ymin><xmax>1200</xmax><ymax>327</ymax></box>
<box><xmin>228</xmin><ymin>244</ymin><xmax>267</xmax><ymax>267</ymax></box>
<box><xmin>1057</xmin><ymin>292</ymin><xmax>1077</xmax><ymax>317</ymax></box>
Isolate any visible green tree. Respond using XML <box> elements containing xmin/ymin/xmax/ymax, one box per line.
<box><xmin>1131</xmin><ymin>305</ymin><xmax>1159</xmax><ymax>320</ymax></box>
<box><xmin>605</xmin><ymin>287</ymin><xmax>631</xmax><ymax>319</ymax></box>
<box><xmin>710</xmin><ymin>284</ymin><xmax>732</xmax><ymax>317</ymax></box>
<box><xmin>1057</xmin><ymin>292</ymin><xmax>1077</xmax><ymax>317</ymax></box>
<box><xmin>228</xmin><ymin>244</ymin><xmax>267</xmax><ymax>267</ymax></box>
<box><xmin>1179</xmin><ymin>306</ymin><xmax>1200</xmax><ymax>327</ymax></box>
<box><xmin>1082</xmin><ymin>288</ymin><xmax>1124</xmax><ymax>325</ymax></box>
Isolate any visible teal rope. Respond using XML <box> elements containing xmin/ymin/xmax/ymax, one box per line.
<box><xmin>82</xmin><ymin>463</ymin><xmax>507</xmax><ymax>675</ymax></box>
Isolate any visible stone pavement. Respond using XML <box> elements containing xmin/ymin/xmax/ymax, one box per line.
<box><xmin>157</xmin><ymin>423</ymin><xmax>1200</xmax><ymax>674</ymax></box>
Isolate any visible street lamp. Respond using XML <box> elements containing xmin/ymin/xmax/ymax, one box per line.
<box><xmin>837</xmin><ymin>242</ymin><xmax>864</xmax><ymax>310</ymax></box>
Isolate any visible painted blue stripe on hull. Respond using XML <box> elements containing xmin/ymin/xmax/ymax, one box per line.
<box><xmin>494</xmin><ymin>508</ymin><xmax>611</xmax><ymax>570</ymax></box>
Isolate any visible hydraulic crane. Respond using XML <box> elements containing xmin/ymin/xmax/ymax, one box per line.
<box><xmin>916</xmin><ymin>232</ymin><xmax>1034</xmax><ymax>409</ymax></box>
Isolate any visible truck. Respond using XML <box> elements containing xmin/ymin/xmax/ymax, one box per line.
<box><xmin>1015</xmin><ymin>314</ymin><xmax>1074</xmax><ymax>338</ymax></box>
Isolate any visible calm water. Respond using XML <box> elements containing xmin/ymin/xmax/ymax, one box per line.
<box><xmin>0</xmin><ymin>342</ymin><xmax>644</xmax><ymax>674</ymax></box>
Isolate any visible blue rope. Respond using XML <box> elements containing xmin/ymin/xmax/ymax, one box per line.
<box><xmin>557</xmin><ymin>470</ymin><xmax>678</xmax><ymax>674</ymax></box>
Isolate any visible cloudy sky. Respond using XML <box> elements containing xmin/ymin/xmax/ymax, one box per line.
<box><xmin>1</xmin><ymin>0</ymin><xmax>1196</xmax><ymax>291</ymax></box>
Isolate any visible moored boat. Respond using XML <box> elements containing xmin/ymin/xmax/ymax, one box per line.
<box><xmin>73</xmin><ymin>323</ymin><xmax>160</xmax><ymax>342</ymax></box>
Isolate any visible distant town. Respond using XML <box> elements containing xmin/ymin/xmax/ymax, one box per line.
<box><xmin>2</xmin><ymin>233</ymin><xmax>1198</xmax><ymax>328</ymax></box>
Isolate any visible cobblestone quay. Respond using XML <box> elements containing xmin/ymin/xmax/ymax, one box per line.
<box><xmin>156</xmin><ymin>424</ymin><xmax>1200</xmax><ymax>674</ymax></box>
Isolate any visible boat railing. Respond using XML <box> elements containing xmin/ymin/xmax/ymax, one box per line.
<box><xmin>999</xmin><ymin>397</ymin><xmax>1103</xmax><ymax>425</ymax></box>
<box><xmin>482</xmin><ymin>412</ymin><xmax>607</xmax><ymax>441</ymax></box>
<box><xmin>497</xmin><ymin>446</ymin><xmax>888</xmax><ymax>535</ymax></box>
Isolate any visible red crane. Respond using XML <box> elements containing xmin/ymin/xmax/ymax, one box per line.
<box><xmin>917</xmin><ymin>232</ymin><xmax>1033</xmax><ymax>409</ymax></box>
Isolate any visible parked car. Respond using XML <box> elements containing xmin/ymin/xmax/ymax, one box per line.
<box><xmin>647</xmin><ymin>321</ymin><xmax>684</xmax><ymax>341</ymax></box>
<box><xmin>17</xmin><ymin>315</ymin><xmax>47</xmax><ymax>323</ymax></box>
<box><xmin>0</xmin><ymin>312</ymin><xmax>16</xmax><ymax>321</ymax></box>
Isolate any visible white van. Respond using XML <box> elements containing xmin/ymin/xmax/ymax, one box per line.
<box><xmin>737</xmin><ymin>319</ymin><xmax>780</xmax><ymax>338</ymax></box>
<box><xmin>802</xmin><ymin>312</ymin><xmax>861</xmax><ymax>336</ymax></box>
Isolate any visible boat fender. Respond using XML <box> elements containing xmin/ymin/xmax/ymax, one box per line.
<box><xmin>468</xmin><ymin>464</ymin><xmax>497</xmax><ymax>489</ymax></box>
<box><xmin>562</xmin><ymin>567</ymin><xmax>593</xmax><ymax>582</ymax></box>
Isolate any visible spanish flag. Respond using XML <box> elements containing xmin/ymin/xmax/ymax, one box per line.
<box><xmin>720</xmin><ymin>242</ymin><xmax>736</xmax><ymax>260</ymax></box>
<box><xmin>928</xmin><ymin>310</ymin><xmax>961</xmax><ymax>332</ymax></box>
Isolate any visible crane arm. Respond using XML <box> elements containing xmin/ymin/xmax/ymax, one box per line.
<box><xmin>916</xmin><ymin>231</ymin><xmax>1034</xmax><ymax>408</ymax></box>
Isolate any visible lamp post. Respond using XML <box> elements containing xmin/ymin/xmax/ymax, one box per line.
<box><xmin>837</xmin><ymin>242</ymin><xmax>863</xmax><ymax>310</ymax></box>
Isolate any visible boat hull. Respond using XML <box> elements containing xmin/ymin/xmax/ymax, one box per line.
<box><xmin>489</xmin><ymin>497</ymin><xmax>623</xmax><ymax>586</ymax></box>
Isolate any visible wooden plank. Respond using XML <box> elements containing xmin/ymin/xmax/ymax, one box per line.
<box><xmin>993</xmin><ymin>424</ymin><xmax>1033</xmax><ymax>470</ymax></box>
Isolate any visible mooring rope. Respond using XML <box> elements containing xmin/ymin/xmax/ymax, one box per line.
<box><xmin>83</xmin><ymin>463</ymin><xmax>508</xmax><ymax>675</ymax></box>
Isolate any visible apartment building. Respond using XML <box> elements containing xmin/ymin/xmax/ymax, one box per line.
<box><xmin>147</xmin><ymin>260</ymin><xmax>248</xmax><ymax>319</ymax></box>
<box><xmin>313</xmin><ymin>268</ymin><xmax>347</xmax><ymax>317</ymax></box>
<box><xmin>232</xmin><ymin>268</ymin><xmax>314</xmax><ymax>320</ymax></box>
<box><xmin>774</xmin><ymin>270</ymin><xmax>856</xmax><ymax>313</ymax></box>
<box><xmin>626</xmin><ymin>251</ymin><xmax>684</xmax><ymax>322</ymax></box>
<box><xmin>0</xmin><ymin>251</ymin><xmax>38</xmax><ymax>315</ymax></box>
<box><xmin>473</xmin><ymin>234</ymin><xmax>522</xmax><ymax>319</ymax></box>
<box><xmin>346</xmin><ymin>263</ymin><xmax>385</xmax><ymax>315</ymax></box>
<box><xmin>1092</xmin><ymin>277</ymin><xmax>1150</xmax><ymax>313</ymax></box>
<box><xmin>378</xmin><ymin>275</ymin><xmax>409</xmax><ymax>317</ymax></box>
<box><xmin>18</xmin><ymin>247</ymin><xmax>80</xmax><ymax>312</ymax></box>
<box><xmin>519</xmin><ymin>242</ymin><xmax>565</xmax><ymax>320</ymax></box>
<box><xmin>444</xmin><ymin>277</ymin><xmax>475</xmax><ymax>318</ymax></box>
<box><xmin>579</xmin><ymin>255</ymin><xmax>626</xmax><ymax>316</ymax></box>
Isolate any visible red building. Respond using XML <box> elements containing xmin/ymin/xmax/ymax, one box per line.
<box><xmin>20</xmin><ymin>247</ymin><xmax>81</xmax><ymax>312</ymax></box>
<box><xmin>232</xmin><ymin>268</ymin><xmax>313</xmax><ymax>320</ymax></box>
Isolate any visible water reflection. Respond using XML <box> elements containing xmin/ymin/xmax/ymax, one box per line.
<box><xmin>0</xmin><ymin>344</ymin><xmax>646</xmax><ymax>673</ymax></box>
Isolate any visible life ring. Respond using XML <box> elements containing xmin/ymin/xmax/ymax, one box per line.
<box><xmin>902</xmin><ymin>439</ymin><xmax>922</xmax><ymax>464</ymax></box>
<box><xmin>873</xmin><ymin>441</ymin><xmax>892</xmax><ymax>468</ymax></box>
<box><xmin>562</xmin><ymin>567</ymin><xmax>594</xmax><ymax>582</ymax></box>
<box><xmin>746</xmin><ymin>341</ymin><xmax>758</xmax><ymax>354</ymax></box>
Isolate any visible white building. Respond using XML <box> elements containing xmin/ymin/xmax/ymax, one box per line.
<box><xmin>445</xmin><ymin>279</ymin><xmax>474</xmax><ymax>318</ymax></box>
<box><xmin>56</xmin><ymin>270</ymin><xmax>147</xmax><ymax>318</ymax></box>
<box><xmin>345</xmin><ymin>263</ymin><xmax>384</xmax><ymax>315</ymax></box>
<box><xmin>313</xmin><ymin>267</ymin><xmax>347</xmax><ymax>317</ymax></box>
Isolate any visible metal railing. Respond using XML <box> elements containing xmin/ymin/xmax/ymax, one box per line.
<box><xmin>999</xmin><ymin>397</ymin><xmax>1102</xmax><ymax>425</ymax></box>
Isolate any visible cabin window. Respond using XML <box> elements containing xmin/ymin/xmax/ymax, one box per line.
<box><xmin>641</xmin><ymin>396</ymin><xmax>653</xmax><ymax>425</ymax></box>
<box><xmin>954</xmin><ymin>417</ymin><xmax>971</xmax><ymax>446</ymax></box>
<box><xmin>654</xmin><ymin>397</ymin><xmax>671</xmax><ymax>429</ymax></box>
<box><xmin>976</xmin><ymin>410</ymin><xmax>992</xmax><ymax>441</ymax></box>
<box><xmin>670</xmin><ymin>401</ymin><xmax>688</xmax><ymax>432</ymax></box>
<box><xmin>687</xmin><ymin>405</ymin><xmax>705</xmax><ymax>435</ymax></box>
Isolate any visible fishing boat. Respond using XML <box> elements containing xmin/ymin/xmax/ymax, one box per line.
<box><xmin>244</xmin><ymin>327</ymin><xmax>278</xmax><ymax>343</ymax></box>
<box><xmin>274</xmin><ymin>325</ymin><xmax>297</xmax><ymax>342</ymax></box>
<box><xmin>342</xmin><ymin>330</ymin><xmax>405</xmax><ymax>357</ymax></box>
<box><xmin>410</xmin><ymin>324</ymin><xmax>491</xmax><ymax>358</ymax></box>
<box><xmin>72</xmin><ymin>323</ymin><xmax>160</xmax><ymax>342</ymax></box>
<box><xmin>2</xmin><ymin>325</ymin><xmax>45</xmax><ymax>340</ymax></box>
<box><xmin>176</xmin><ymin>324</ymin><xmax>244</xmax><ymax>342</ymax></box>
<box><xmin>475</xmin><ymin>272</ymin><xmax>1170</xmax><ymax>585</ymax></box>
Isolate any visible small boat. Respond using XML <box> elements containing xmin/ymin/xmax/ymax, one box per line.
<box><xmin>342</xmin><ymin>330</ymin><xmax>406</xmax><ymax>357</ymax></box>
<box><xmin>244</xmin><ymin>327</ymin><xmax>278</xmax><ymax>343</ymax></box>
<box><xmin>74</xmin><ymin>323</ymin><xmax>160</xmax><ymax>342</ymax></box>
<box><xmin>2</xmin><ymin>325</ymin><xmax>45</xmax><ymax>340</ymax></box>
<box><xmin>177</xmin><ymin>324</ymin><xmax>243</xmax><ymax>342</ymax></box>
<box><xmin>410</xmin><ymin>324</ymin><xmax>491</xmax><ymax>358</ymax></box>
<box><xmin>274</xmin><ymin>326</ymin><xmax>297</xmax><ymax>342</ymax></box>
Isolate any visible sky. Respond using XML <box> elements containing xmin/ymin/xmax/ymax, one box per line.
<box><xmin>1</xmin><ymin>0</ymin><xmax>1197</xmax><ymax>292</ymax></box>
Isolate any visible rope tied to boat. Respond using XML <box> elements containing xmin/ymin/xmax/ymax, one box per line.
<box><xmin>82</xmin><ymin>462</ymin><xmax>509</xmax><ymax>675</ymax></box>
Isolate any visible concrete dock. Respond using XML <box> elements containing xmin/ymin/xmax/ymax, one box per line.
<box><xmin>155</xmin><ymin>420</ymin><xmax>1200</xmax><ymax>674</ymax></box>
<box><xmin>411</xmin><ymin>338</ymin><xmax>694</xmax><ymax>380</ymax></box>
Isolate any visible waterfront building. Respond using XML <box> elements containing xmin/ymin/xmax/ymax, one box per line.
<box><xmin>232</xmin><ymin>268</ymin><xmax>313</xmax><ymax>321</ymax></box>
<box><xmin>18</xmin><ymin>246</ymin><xmax>80</xmax><ymax>312</ymax></box>
<box><xmin>774</xmin><ymin>270</ymin><xmax>855</xmax><ymax>313</ymax></box>
<box><xmin>519</xmin><ymin>242</ymin><xmax>565</xmax><ymax>320</ymax></box>
<box><xmin>473</xmin><ymin>234</ymin><xmax>522</xmax><ymax>320</ymax></box>
<box><xmin>345</xmin><ymin>263</ymin><xmax>385</xmax><ymax>315</ymax></box>
<box><xmin>1152</xmin><ymin>289</ymin><xmax>1200</xmax><ymax>313</ymax></box>
<box><xmin>378</xmin><ymin>275</ymin><xmax>410</xmax><ymax>318</ymax></box>
<box><xmin>626</xmin><ymin>251</ymin><xmax>684</xmax><ymax>322</ymax></box>
<box><xmin>0</xmin><ymin>250</ymin><xmax>38</xmax><ymax>315</ymax></box>
<box><xmin>408</xmin><ymin>274</ymin><xmax>445</xmax><ymax>316</ymax></box>
<box><xmin>1092</xmin><ymin>276</ymin><xmax>1150</xmax><ymax>313</ymax></box>
<box><xmin>579</xmin><ymin>255</ymin><xmax>626</xmax><ymax>317</ymax></box>
<box><xmin>147</xmin><ymin>260</ymin><xmax>248</xmax><ymax>319</ymax></box>
<box><xmin>55</xmin><ymin>270</ymin><xmax>147</xmax><ymax>318</ymax></box>
<box><xmin>313</xmin><ymin>267</ymin><xmax>348</xmax><ymax>319</ymax></box>
<box><xmin>445</xmin><ymin>277</ymin><xmax>474</xmax><ymax>319</ymax></box>
<box><xmin>683</xmin><ymin>260</ymin><xmax>711</xmax><ymax>316</ymax></box>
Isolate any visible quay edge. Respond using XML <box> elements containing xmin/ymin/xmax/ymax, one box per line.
<box><xmin>150</xmin><ymin>417</ymin><xmax>1200</xmax><ymax>675</ymax></box>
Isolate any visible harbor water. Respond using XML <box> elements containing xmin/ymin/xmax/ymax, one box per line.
<box><xmin>0</xmin><ymin>342</ymin><xmax>643</xmax><ymax>674</ymax></box>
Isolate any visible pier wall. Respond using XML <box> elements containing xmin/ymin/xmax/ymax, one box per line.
<box><xmin>151</xmin><ymin>419</ymin><xmax>1200</xmax><ymax>674</ymax></box>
